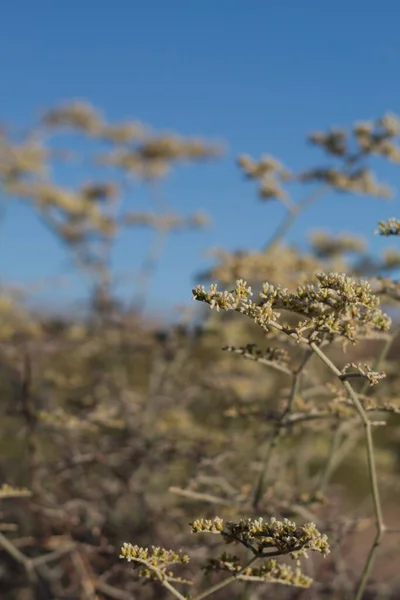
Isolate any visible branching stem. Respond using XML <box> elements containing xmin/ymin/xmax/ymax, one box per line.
<box><xmin>193</xmin><ymin>556</ymin><xmax>259</xmax><ymax>600</ymax></box>
<box><xmin>252</xmin><ymin>349</ymin><xmax>313</xmax><ymax>509</ymax></box>
<box><xmin>309</xmin><ymin>341</ymin><xmax>385</xmax><ymax>599</ymax></box>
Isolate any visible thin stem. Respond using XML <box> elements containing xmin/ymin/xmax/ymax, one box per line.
<box><xmin>263</xmin><ymin>184</ymin><xmax>328</xmax><ymax>252</ymax></box>
<box><xmin>315</xmin><ymin>327</ymin><xmax>400</xmax><ymax>500</ymax></box>
<box><xmin>127</xmin><ymin>557</ymin><xmax>187</xmax><ymax>600</ymax></box>
<box><xmin>310</xmin><ymin>343</ymin><xmax>384</xmax><ymax>520</ymax></box>
<box><xmin>223</xmin><ymin>346</ymin><xmax>293</xmax><ymax>376</ymax></box>
<box><xmin>161</xmin><ymin>578</ymin><xmax>188</xmax><ymax>600</ymax></box>
<box><xmin>314</xmin><ymin>424</ymin><xmax>344</xmax><ymax>495</ymax></box>
<box><xmin>169</xmin><ymin>486</ymin><xmax>233</xmax><ymax>507</ymax></box>
<box><xmin>264</xmin><ymin>320</ymin><xmax>386</xmax><ymax>597</ymax></box>
<box><xmin>252</xmin><ymin>427</ymin><xmax>280</xmax><ymax>510</ymax></box>
<box><xmin>19</xmin><ymin>350</ymin><xmax>41</xmax><ymax>495</ymax></box>
<box><xmin>252</xmin><ymin>350</ymin><xmax>312</xmax><ymax>509</ymax></box>
<box><xmin>360</xmin><ymin>326</ymin><xmax>400</xmax><ymax>397</ymax></box>
<box><xmin>309</xmin><ymin>342</ymin><xmax>385</xmax><ymax>600</ymax></box>
<box><xmin>132</xmin><ymin>181</ymin><xmax>170</xmax><ymax>313</ymax></box>
<box><xmin>324</xmin><ymin>418</ymin><xmax>361</xmax><ymax>478</ymax></box>
<box><xmin>0</xmin><ymin>532</ymin><xmax>37</xmax><ymax>583</ymax></box>
<box><xmin>193</xmin><ymin>556</ymin><xmax>259</xmax><ymax>600</ymax></box>
<box><xmin>263</xmin><ymin>152</ymin><xmax>364</xmax><ymax>252</ymax></box>
<box><xmin>95</xmin><ymin>581</ymin><xmax>134</xmax><ymax>600</ymax></box>
<box><xmin>354</xmin><ymin>531</ymin><xmax>385</xmax><ymax>600</ymax></box>
<box><xmin>132</xmin><ymin>228</ymin><xmax>168</xmax><ymax>313</ymax></box>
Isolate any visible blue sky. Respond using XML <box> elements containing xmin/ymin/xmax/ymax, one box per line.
<box><xmin>1</xmin><ymin>0</ymin><xmax>400</xmax><ymax>317</ymax></box>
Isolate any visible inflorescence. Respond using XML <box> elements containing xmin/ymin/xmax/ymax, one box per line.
<box><xmin>193</xmin><ymin>272</ymin><xmax>391</xmax><ymax>343</ymax></box>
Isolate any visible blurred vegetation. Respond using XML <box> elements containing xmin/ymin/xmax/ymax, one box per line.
<box><xmin>0</xmin><ymin>102</ymin><xmax>400</xmax><ymax>599</ymax></box>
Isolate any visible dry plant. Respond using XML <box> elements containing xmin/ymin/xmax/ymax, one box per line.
<box><xmin>0</xmin><ymin>103</ymin><xmax>400</xmax><ymax>600</ymax></box>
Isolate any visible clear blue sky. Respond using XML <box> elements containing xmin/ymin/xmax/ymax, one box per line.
<box><xmin>1</xmin><ymin>1</ymin><xmax>400</xmax><ymax>317</ymax></box>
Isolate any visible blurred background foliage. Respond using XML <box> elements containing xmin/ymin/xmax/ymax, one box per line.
<box><xmin>0</xmin><ymin>102</ymin><xmax>400</xmax><ymax>599</ymax></box>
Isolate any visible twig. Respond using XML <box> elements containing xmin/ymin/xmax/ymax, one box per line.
<box><xmin>95</xmin><ymin>580</ymin><xmax>134</xmax><ymax>600</ymax></box>
<box><xmin>222</xmin><ymin>346</ymin><xmax>293</xmax><ymax>376</ymax></box>
<box><xmin>314</xmin><ymin>326</ymin><xmax>400</xmax><ymax>501</ymax></box>
<box><xmin>263</xmin><ymin>184</ymin><xmax>329</xmax><ymax>252</ymax></box>
<box><xmin>308</xmin><ymin>342</ymin><xmax>385</xmax><ymax>600</ymax></box>
<box><xmin>252</xmin><ymin>349</ymin><xmax>313</xmax><ymax>509</ymax></box>
<box><xmin>169</xmin><ymin>486</ymin><xmax>233</xmax><ymax>507</ymax></box>
<box><xmin>192</xmin><ymin>556</ymin><xmax>259</xmax><ymax>600</ymax></box>
<box><xmin>263</xmin><ymin>152</ymin><xmax>364</xmax><ymax>251</ymax></box>
<box><xmin>314</xmin><ymin>422</ymin><xmax>350</xmax><ymax>495</ymax></box>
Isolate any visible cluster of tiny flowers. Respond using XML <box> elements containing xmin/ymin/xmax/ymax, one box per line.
<box><xmin>192</xmin><ymin>280</ymin><xmax>278</xmax><ymax>330</ymax></box>
<box><xmin>354</xmin><ymin>115</ymin><xmax>400</xmax><ymax>160</ymax></box>
<box><xmin>244</xmin><ymin>559</ymin><xmax>312</xmax><ymax>588</ymax></box>
<box><xmin>309</xmin><ymin>113</ymin><xmax>400</xmax><ymax>162</ymax></box>
<box><xmin>301</xmin><ymin>114</ymin><xmax>400</xmax><ymax>198</ymax></box>
<box><xmin>204</xmin><ymin>553</ymin><xmax>312</xmax><ymax>588</ymax></box>
<box><xmin>224</xmin><ymin>517</ymin><xmax>329</xmax><ymax>559</ymax></box>
<box><xmin>41</xmin><ymin>101</ymin><xmax>222</xmax><ymax>178</ymax></box>
<box><xmin>120</xmin><ymin>544</ymin><xmax>190</xmax><ymax>566</ymax></box>
<box><xmin>308</xmin><ymin>128</ymin><xmax>348</xmax><ymax>156</ymax></box>
<box><xmin>205</xmin><ymin>246</ymin><xmax>321</xmax><ymax>287</ymax></box>
<box><xmin>203</xmin><ymin>552</ymin><xmax>242</xmax><ymax>574</ymax></box>
<box><xmin>236</xmin><ymin>113</ymin><xmax>400</xmax><ymax>203</ymax></box>
<box><xmin>191</xmin><ymin>517</ymin><xmax>224</xmax><ymax>534</ymax></box>
<box><xmin>0</xmin><ymin>102</ymin><xmax>222</xmax><ymax>278</ymax></box>
<box><xmin>383</xmin><ymin>248</ymin><xmax>400</xmax><ymax>269</ymax></box>
<box><xmin>192</xmin><ymin>517</ymin><xmax>329</xmax><ymax>560</ymax></box>
<box><xmin>119</xmin><ymin>544</ymin><xmax>190</xmax><ymax>583</ymax></box>
<box><xmin>299</xmin><ymin>167</ymin><xmax>392</xmax><ymax>198</ymax></box>
<box><xmin>193</xmin><ymin>281</ymin><xmax>254</xmax><ymax>312</ymax></box>
<box><xmin>375</xmin><ymin>277</ymin><xmax>400</xmax><ymax>302</ymax></box>
<box><xmin>0</xmin><ymin>483</ymin><xmax>32</xmax><ymax>499</ymax></box>
<box><xmin>342</xmin><ymin>363</ymin><xmax>387</xmax><ymax>386</ymax></box>
<box><xmin>376</xmin><ymin>217</ymin><xmax>400</xmax><ymax>236</ymax></box>
<box><xmin>193</xmin><ymin>273</ymin><xmax>391</xmax><ymax>342</ymax></box>
<box><xmin>310</xmin><ymin>230</ymin><xmax>366</xmax><ymax>258</ymax></box>
<box><xmin>222</xmin><ymin>344</ymin><xmax>289</xmax><ymax>364</ymax></box>
<box><xmin>237</xmin><ymin>154</ymin><xmax>291</xmax><ymax>201</ymax></box>
<box><xmin>294</xmin><ymin>273</ymin><xmax>391</xmax><ymax>339</ymax></box>
<box><xmin>38</xmin><ymin>409</ymin><xmax>99</xmax><ymax>432</ymax></box>
<box><xmin>357</xmin><ymin>396</ymin><xmax>400</xmax><ymax>416</ymax></box>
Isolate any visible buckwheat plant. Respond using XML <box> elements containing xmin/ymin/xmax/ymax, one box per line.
<box><xmin>120</xmin><ymin>113</ymin><xmax>400</xmax><ymax>600</ymax></box>
<box><xmin>120</xmin><ymin>516</ymin><xmax>329</xmax><ymax>599</ymax></box>
<box><xmin>5</xmin><ymin>105</ymin><xmax>400</xmax><ymax>598</ymax></box>
<box><xmin>191</xmin><ymin>269</ymin><xmax>392</xmax><ymax>600</ymax></box>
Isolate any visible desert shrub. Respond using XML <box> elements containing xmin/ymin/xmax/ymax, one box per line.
<box><xmin>0</xmin><ymin>103</ymin><xmax>400</xmax><ymax>600</ymax></box>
